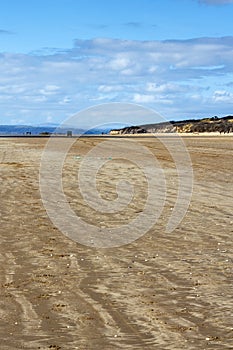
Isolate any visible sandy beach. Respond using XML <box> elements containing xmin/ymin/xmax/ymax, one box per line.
<box><xmin>0</xmin><ymin>135</ymin><xmax>232</xmax><ymax>349</ymax></box>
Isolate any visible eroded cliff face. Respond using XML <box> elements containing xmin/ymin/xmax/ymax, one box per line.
<box><xmin>110</xmin><ymin>116</ymin><xmax>233</xmax><ymax>134</ymax></box>
<box><xmin>110</xmin><ymin>126</ymin><xmax>147</xmax><ymax>135</ymax></box>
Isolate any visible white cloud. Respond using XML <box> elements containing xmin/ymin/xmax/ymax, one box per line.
<box><xmin>58</xmin><ymin>96</ymin><xmax>72</xmax><ymax>105</ymax></box>
<box><xmin>39</xmin><ymin>84</ymin><xmax>60</xmax><ymax>96</ymax></box>
<box><xmin>108</xmin><ymin>56</ymin><xmax>131</xmax><ymax>70</ymax></box>
<box><xmin>212</xmin><ymin>90</ymin><xmax>233</xmax><ymax>102</ymax></box>
<box><xmin>0</xmin><ymin>37</ymin><xmax>233</xmax><ymax>124</ymax></box>
<box><xmin>133</xmin><ymin>94</ymin><xmax>157</xmax><ymax>103</ymax></box>
<box><xmin>98</xmin><ymin>85</ymin><xmax>124</xmax><ymax>93</ymax></box>
<box><xmin>146</xmin><ymin>82</ymin><xmax>189</xmax><ymax>93</ymax></box>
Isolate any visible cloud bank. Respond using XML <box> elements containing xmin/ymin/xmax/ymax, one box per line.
<box><xmin>0</xmin><ymin>37</ymin><xmax>233</xmax><ymax>125</ymax></box>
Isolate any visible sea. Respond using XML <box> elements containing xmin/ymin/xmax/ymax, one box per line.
<box><xmin>0</xmin><ymin>125</ymin><xmax>111</xmax><ymax>136</ymax></box>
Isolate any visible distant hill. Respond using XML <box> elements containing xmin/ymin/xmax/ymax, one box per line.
<box><xmin>109</xmin><ymin>115</ymin><xmax>233</xmax><ymax>134</ymax></box>
<box><xmin>0</xmin><ymin>125</ymin><xmax>58</xmax><ymax>136</ymax></box>
<box><xmin>0</xmin><ymin>125</ymin><xmax>105</xmax><ymax>136</ymax></box>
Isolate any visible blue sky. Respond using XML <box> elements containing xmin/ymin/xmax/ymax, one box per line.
<box><xmin>0</xmin><ymin>0</ymin><xmax>233</xmax><ymax>126</ymax></box>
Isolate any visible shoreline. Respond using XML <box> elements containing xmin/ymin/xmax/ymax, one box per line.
<box><xmin>0</xmin><ymin>131</ymin><xmax>233</xmax><ymax>139</ymax></box>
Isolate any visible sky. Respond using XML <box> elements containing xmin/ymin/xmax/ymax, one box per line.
<box><xmin>0</xmin><ymin>0</ymin><xmax>233</xmax><ymax>127</ymax></box>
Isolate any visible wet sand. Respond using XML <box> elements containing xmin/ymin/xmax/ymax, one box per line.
<box><xmin>0</xmin><ymin>136</ymin><xmax>232</xmax><ymax>349</ymax></box>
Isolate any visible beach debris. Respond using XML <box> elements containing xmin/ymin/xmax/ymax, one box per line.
<box><xmin>48</xmin><ymin>345</ymin><xmax>61</xmax><ymax>350</ymax></box>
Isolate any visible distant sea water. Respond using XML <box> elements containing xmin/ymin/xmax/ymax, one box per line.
<box><xmin>0</xmin><ymin>125</ymin><xmax>57</xmax><ymax>136</ymax></box>
<box><xmin>0</xmin><ymin>125</ymin><xmax>111</xmax><ymax>136</ymax></box>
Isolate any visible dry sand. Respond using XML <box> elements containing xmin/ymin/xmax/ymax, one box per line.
<box><xmin>0</xmin><ymin>136</ymin><xmax>232</xmax><ymax>349</ymax></box>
